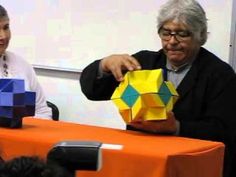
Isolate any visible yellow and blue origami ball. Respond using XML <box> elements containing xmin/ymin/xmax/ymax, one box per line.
<box><xmin>111</xmin><ymin>69</ymin><xmax>179</xmax><ymax>123</ymax></box>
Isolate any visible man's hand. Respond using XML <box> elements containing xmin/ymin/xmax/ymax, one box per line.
<box><xmin>100</xmin><ymin>54</ymin><xmax>141</xmax><ymax>81</ymax></box>
<box><xmin>128</xmin><ymin>112</ymin><xmax>178</xmax><ymax>134</ymax></box>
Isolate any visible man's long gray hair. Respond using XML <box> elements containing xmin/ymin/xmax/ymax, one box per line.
<box><xmin>157</xmin><ymin>0</ymin><xmax>208</xmax><ymax>45</ymax></box>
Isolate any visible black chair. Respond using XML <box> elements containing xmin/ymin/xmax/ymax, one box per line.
<box><xmin>46</xmin><ymin>101</ymin><xmax>59</xmax><ymax>121</ymax></box>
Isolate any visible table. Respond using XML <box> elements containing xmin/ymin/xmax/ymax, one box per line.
<box><xmin>0</xmin><ymin>117</ymin><xmax>224</xmax><ymax>177</ymax></box>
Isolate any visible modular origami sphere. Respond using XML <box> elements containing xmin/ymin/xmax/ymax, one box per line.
<box><xmin>111</xmin><ymin>69</ymin><xmax>179</xmax><ymax>123</ymax></box>
<box><xmin>0</xmin><ymin>79</ymin><xmax>36</xmax><ymax>128</ymax></box>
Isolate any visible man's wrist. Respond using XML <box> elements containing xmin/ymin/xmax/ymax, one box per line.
<box><xmin>97</xmin><ymin>61</ymin><xmax>110</xmax><ymax>79</ymax></box>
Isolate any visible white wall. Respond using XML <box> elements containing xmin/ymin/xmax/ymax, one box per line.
<box><xmin>2</xmin><ymin>0</ymin><xmax>162</xmax><ymax>70</ymax></box>
<box><xmin>2</xmin><ymin>0</ymin><xmax>234</xmax><ymax>129</ymax></box>
<box><xmin>1</xmin><ymin>0</ymin><xmax>232</xmax><ymax>68</ymax></box>
<box><xmin>37</xmin><ymin>74</ymin><xmax>126</xmax><ymax>129</ymax></box>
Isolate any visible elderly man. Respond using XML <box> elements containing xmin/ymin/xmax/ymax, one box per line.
<box><xmin>80</xmin><ymin>0</ymin><xmax>236</xmax><ymax>176</ymax></box>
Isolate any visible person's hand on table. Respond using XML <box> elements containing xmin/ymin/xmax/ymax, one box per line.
<box><xmin>100</xmin><ymin>54</ymin><xmax>141</xmax><ymax>82</ymax></box>
<box><xmin>128</xmin><ymin>111</ymin><xmax>178</xmax><ymax>134</ymax></box>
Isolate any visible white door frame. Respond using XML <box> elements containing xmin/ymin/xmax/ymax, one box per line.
<box><xmin>229</xmin><ymin>0</ymin><xmax>236</xmax><ymax>71</ymax></box>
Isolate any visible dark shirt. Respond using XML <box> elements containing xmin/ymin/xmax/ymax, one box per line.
<box><xmin>80</xmin><ymin>47</ymin><xmax>236</xmax><ymax>177</ymax></box>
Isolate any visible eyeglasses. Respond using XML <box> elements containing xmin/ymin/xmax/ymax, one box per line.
<box><xmin>158</xmin><ymin>28</ymin><xmax>192</xmax><ymax>42</ymax></box>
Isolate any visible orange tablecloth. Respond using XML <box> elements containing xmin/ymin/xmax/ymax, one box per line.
<box><xmin>0</xmin><ymin>117</ymin><xmax>224</xmax><ymax>177</ymax></box>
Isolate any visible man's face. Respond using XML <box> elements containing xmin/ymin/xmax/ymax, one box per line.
<box><xmin>159</xmin><ymin>21</ymin><xmax>200</xmax><ymax>67</ymax></box>
<box><xmin>0</xmin><ymin>17</ymin><xmax>11</xmax><ymax>55</ymax></box>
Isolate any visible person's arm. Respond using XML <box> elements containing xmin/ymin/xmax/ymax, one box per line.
<box><xmin>179</xmin><ymin>73</ymin><xmax>236</xmax><ymax>141</ymax></box>
<box><xmin>80</xmin><ymin>54</ymin><xmax>141</xmax><ymax>101</ymax></box>
<box><xmin>25</xmin><ymin>64</ymin><xmax>52</xmax><ymax>119</ymax></box>
<box><xmin>80</xmin><ymin>60</ymin><xmax>119</xmax><ymax>100</ymax></box>
<box><xmin>80</xmin><ymin>50</ymin><xmax>164</xmax><ymax>101</ymax></box>
<box><xmin>7</xmin><ymin>52</ymin><xmax>52</xmax><ymax>119</ymax></box>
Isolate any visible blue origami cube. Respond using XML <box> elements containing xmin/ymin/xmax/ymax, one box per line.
<box><xmin>0</xmin><ymin>79</ymin><xmax>25</xmax><ymax>93</ymax></box>
<box><xmin>0</xmin><ymin>92</ymin><xmax>25</xmax><ymax>106</ymax></box>
<box><xmin>0</xmin><ymin>79</ymin><xmax>36</xmax><ymax>128</ymax></box>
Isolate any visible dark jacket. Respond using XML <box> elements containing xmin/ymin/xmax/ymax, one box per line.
<box><xmin>80</xmin><ymin>47</ymin><xmax>236</xmax><ymax>177</ymax></box>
